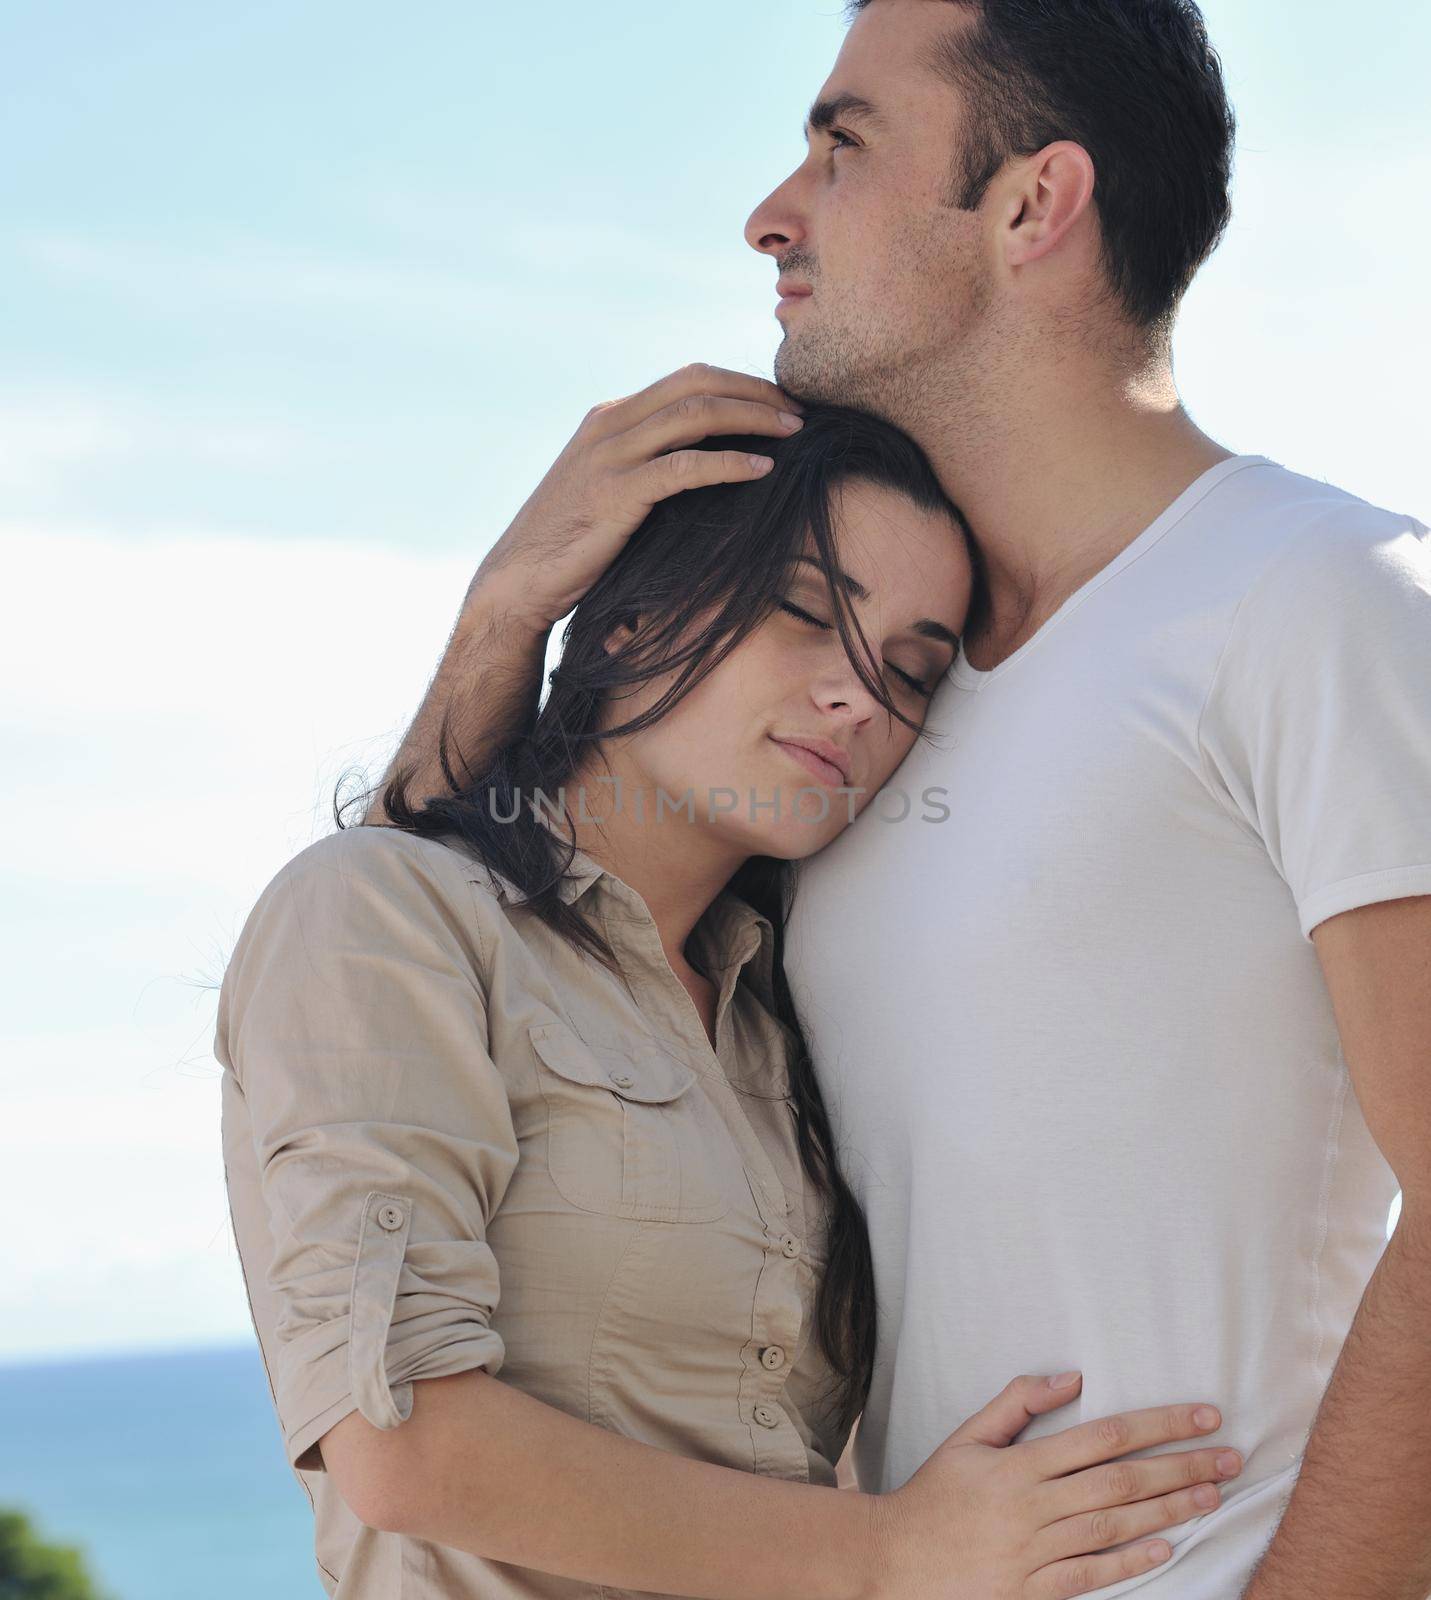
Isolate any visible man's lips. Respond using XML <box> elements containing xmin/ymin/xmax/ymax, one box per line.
<box><xmin>775</xmin><ymin>280</ymin><xmax>813</xmax><ymax>317</ymax></box>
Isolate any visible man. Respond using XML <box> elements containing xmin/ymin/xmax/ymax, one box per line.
<box><xmin>369</xmin><ymin>1</ymin><xmax>1431</xmax><ymax>1594</ymax></box>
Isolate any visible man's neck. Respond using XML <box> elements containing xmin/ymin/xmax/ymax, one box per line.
<box><xmin>909</xmin><ymin>345</ymin><xmax>1234</xmax><ymax>671</ymax></box>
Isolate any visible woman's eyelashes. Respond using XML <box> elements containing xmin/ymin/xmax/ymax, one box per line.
<box><xmin>776</xmin><ymin>598</ymin><xmax>830</xmax><ymax>630</ymax></box>
<box><xmin>775</xmin><ymin>598</ymin><xmax>935</xmax><ymax>697</ymax></box>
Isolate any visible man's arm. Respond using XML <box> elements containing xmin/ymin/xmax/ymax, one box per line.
<box><xmin>360</xmin><ymin>362</ymin><xmax>805</xmax><ymax>825</ymax></box>
<box><xmin>1242</xmin><ymin>892</ymin><xmax>1431</xmax><ymax>1600</ymax></box>
<box><xmin>363</xmin><ymin>575</ymin><xmax>550</xmax><ymax>825</ymax></box>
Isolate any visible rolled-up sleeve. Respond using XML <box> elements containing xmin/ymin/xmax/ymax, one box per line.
<box><xmin>216</xmin><ymin>827</ymin><xmax>517</xmax><ymax>1472</ymax></box>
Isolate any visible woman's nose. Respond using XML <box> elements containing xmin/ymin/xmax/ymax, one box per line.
<box><xmin>813</xmin><ymin>671</ymin><xmax>877</xmax><ymax>725</ymax></box>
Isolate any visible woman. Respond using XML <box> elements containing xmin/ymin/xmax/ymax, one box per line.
<box><xmin>216</xmin><ymin>387</ymin><xmax>1240</xmax><ymax>1600</ymax></box>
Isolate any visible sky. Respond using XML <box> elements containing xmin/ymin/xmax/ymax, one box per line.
<box><xmin>1</xmin><ymin>0</ymin><xmax>1425</xmax><ymax>1362</ymax></box>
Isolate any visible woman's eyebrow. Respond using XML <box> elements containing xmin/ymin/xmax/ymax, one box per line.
<box><xmin>794</xmin><ymin>553</ymin><xmax>870</xmax><ymax>600</ymax></box>
<box><xmin>792</xmin><ymin>556</ymin><xmax>960</xmax><ymax>649</ymax></box>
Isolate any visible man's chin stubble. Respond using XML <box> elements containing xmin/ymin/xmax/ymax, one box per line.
<box><xmin>774</xmin><ymin>332</ymin><xmax>928</xmax><ymax>430</ymax></box>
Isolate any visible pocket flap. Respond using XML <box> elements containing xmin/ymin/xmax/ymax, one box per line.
<box><xmin>528</xmin><ymin>1023</ymin><xmax>697</xmax><ymax>1104</ymax></box>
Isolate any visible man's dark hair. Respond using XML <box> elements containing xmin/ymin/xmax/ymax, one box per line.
<box><xmin>848</xmin><ymin>0</ymin><xmax>1236</xmax><ymax>339</ymax></box>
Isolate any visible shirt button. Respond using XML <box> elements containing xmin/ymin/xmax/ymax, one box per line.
<box><xmin>760</xmin><ymin>1345</ymin><xmax>786</xmax><ymax>1371</ymax></box>
<box><xmin>780</xmin><ymin>1234</ymin><xmax>801</xmax><ymax>1259</ymax></box>
<box><xmin>376</xmin><ymin>1203</ymin><xmax>405</xmax><ymax>1231</ymax></box>
<box><xmin>753</xmin><ymin>1404</ymin><xmax>780</xmax><ymax>1429</ymax></box>
<box><xmin>609</xmin><ymin>1071</ymin><xmax>635</xmax><ymax>1088</ymax></box>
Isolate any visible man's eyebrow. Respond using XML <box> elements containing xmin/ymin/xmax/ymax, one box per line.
<box><xmin>802</xmin><ymin>91</ymin><xmax>886</xmax><ymax>141</ymax></box>
<box><xmin>792</xmin><ymin>556</ymin><xmax>960</xmax><ymax>649</ymax></box>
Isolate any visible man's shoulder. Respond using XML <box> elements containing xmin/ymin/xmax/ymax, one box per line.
<box><xmin>1203</xmin><ymin>457</ymin><xmax>1426</xmax><ymax>603</ymax></box>
<box><xmin>1195</xmin><ymin>461</ymin><xmax>1429</xmax><ymax>671</ymax></box>
<box><xmin>1223</xmin><ymin>457</ymin><xmax>1422</xmax><ymax>549</ymax></box>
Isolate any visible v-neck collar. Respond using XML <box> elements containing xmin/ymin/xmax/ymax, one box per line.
<box><xmin>951</xmin><ymin>453</ymin><xmax>1272</xmax><ymax>692</ymax></box>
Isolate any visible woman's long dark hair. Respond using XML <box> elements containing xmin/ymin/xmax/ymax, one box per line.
<box><xmin>337</xmin><ymin>400</ymin><xmax>969</xmax><ymax>1438</ymax></box>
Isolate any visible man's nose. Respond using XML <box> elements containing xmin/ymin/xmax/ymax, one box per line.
<box><xmin>744</xmin><ymin>176</ymin><xmax>806</xmax><ymax>258</ymax></box>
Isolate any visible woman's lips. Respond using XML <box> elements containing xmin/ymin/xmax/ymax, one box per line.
<box><xmin>771</xmin><ymin>738</ymin><xmax>846</xmax><ymax>788</ymax></box>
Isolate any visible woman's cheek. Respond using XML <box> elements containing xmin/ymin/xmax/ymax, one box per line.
<box><xmin>864</xmin><ymin>723</ymin><xmax>920</xmax><ymax>795</ymax></box>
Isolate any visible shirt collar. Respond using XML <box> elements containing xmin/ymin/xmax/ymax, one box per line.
<box><xmin>476</xmin><ymin>824</ymin><xmax>606</xmax><ymax>908</ymax></box>
<box><xmin>475</xmin><ymin>815</ymin><xmax>777</xmax><ymax>991</ymax></box>
<box><xmin>689</xmin><ymin>890</ymin><xmax>778</xmax><ymax>1000</ymax></box>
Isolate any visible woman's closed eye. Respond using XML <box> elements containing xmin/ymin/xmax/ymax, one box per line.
<box><xmin>776</xmin><ymin>599</ymin><xmax>936</xmax><ymax>697</ymax></box>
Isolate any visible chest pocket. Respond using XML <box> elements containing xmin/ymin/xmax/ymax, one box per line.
<box><xmin>528</xmin><ymin>1023</ymin><xmax>730</xmax><ymax>1223</ymax></box>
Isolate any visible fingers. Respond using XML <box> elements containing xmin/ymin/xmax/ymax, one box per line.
<box><xmin>1036</xmin><ymin>1478</ymin><xmax>1223</xmax><ymax>1571</ymax></box>
<box><xmin>1023</xmin><ymin>1402</ymin><xmax>1225</xmax><ymax>1480</ymax></box>
<box><xmin>585</xmin><ymin>362</ymin><xmax>803</xmax><ymax>443</ymax></box>
<box><xmin>1025</xmin><ymin>1534</ymin><xmax>1176</xmax><ymax>1598</ymax></box>
<box><xmin>625</xmin><ymin>447</ymin><xmax>778</xmax><ymax>508</ymax></box>
<box><xmin>641</xmin><ymin>361</ymin><xmax>803</xmax><ymax>419</ymax></box>
<box><xmin>951</xmin><ymin>1373</ymin><xmax>1084</xmax><ymax>1450</ymax></box>
<box><xmin>619</xmin><ymin>391</ymin><xmax>806</xmax><ymax>464</ymax></box>
<box><xmin>1038</xmin><ymin>1444</ymin><xmax>1243</xmax><ymax>1524</ymax></box>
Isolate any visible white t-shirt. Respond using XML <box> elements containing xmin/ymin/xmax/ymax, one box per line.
<box><xmin>784</xmin><ymin>455</ymin><xmax>1431</xmax><ymax>1597</ymax></box>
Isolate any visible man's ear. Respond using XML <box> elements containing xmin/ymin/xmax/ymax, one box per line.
<box><xmin>997</xmin><ymin>139</ymin><xmax>1097</xmax><ymax>272</ymax></box>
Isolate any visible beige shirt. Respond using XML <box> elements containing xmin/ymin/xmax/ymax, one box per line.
<box><xmin>217</xmin><ymin>822</ymin><xmax>850</xmax><ymax>1598</ymax></box>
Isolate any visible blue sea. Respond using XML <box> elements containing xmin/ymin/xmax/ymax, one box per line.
<box><xmin>0</xmin><ymin>1342</ymin><xmax>321</xmax><ymax>1599</ymax></box>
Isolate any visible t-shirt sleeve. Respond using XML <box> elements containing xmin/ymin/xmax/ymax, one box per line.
<box><xmin>215</xmin><ymin>827</ymin><xmax>517</xmax><ymax>1472</ymax></box>
<box><xmin>1198</xmin><ymin>510</ymin><xmax>1431</xmax><ymax>941</ymax></box>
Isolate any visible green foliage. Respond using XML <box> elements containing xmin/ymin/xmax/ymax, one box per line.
<box><xmin>0</xmin><ymin>1508</ymin><xmax>115</xmax><ymax>1600</ymax></box>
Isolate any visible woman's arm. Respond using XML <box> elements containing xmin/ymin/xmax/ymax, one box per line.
<box><xmin>322</xmin><ymin>1366</ymin><xmax>880</xmax><ymax>1600</ymax></box>
<box><xmin>321</xmin><ymin>1364</ymin><xmax>1239</xmax><ymax>1600</ymax></box>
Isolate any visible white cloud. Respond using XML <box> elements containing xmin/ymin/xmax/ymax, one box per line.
<box><xmin>0</xmin><ymin>1016</ymin><xmax>255</xmax><ymax>1361</ymax></box>
<box><xmin>0</xmin><ymin>387</ymin><xmax>292</xmax><ymax>490</ymax></box>
<box><xmin>0</xmin><ymin>523</ymin><xmax>500</xmax><ymax>1360</ymax></box>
